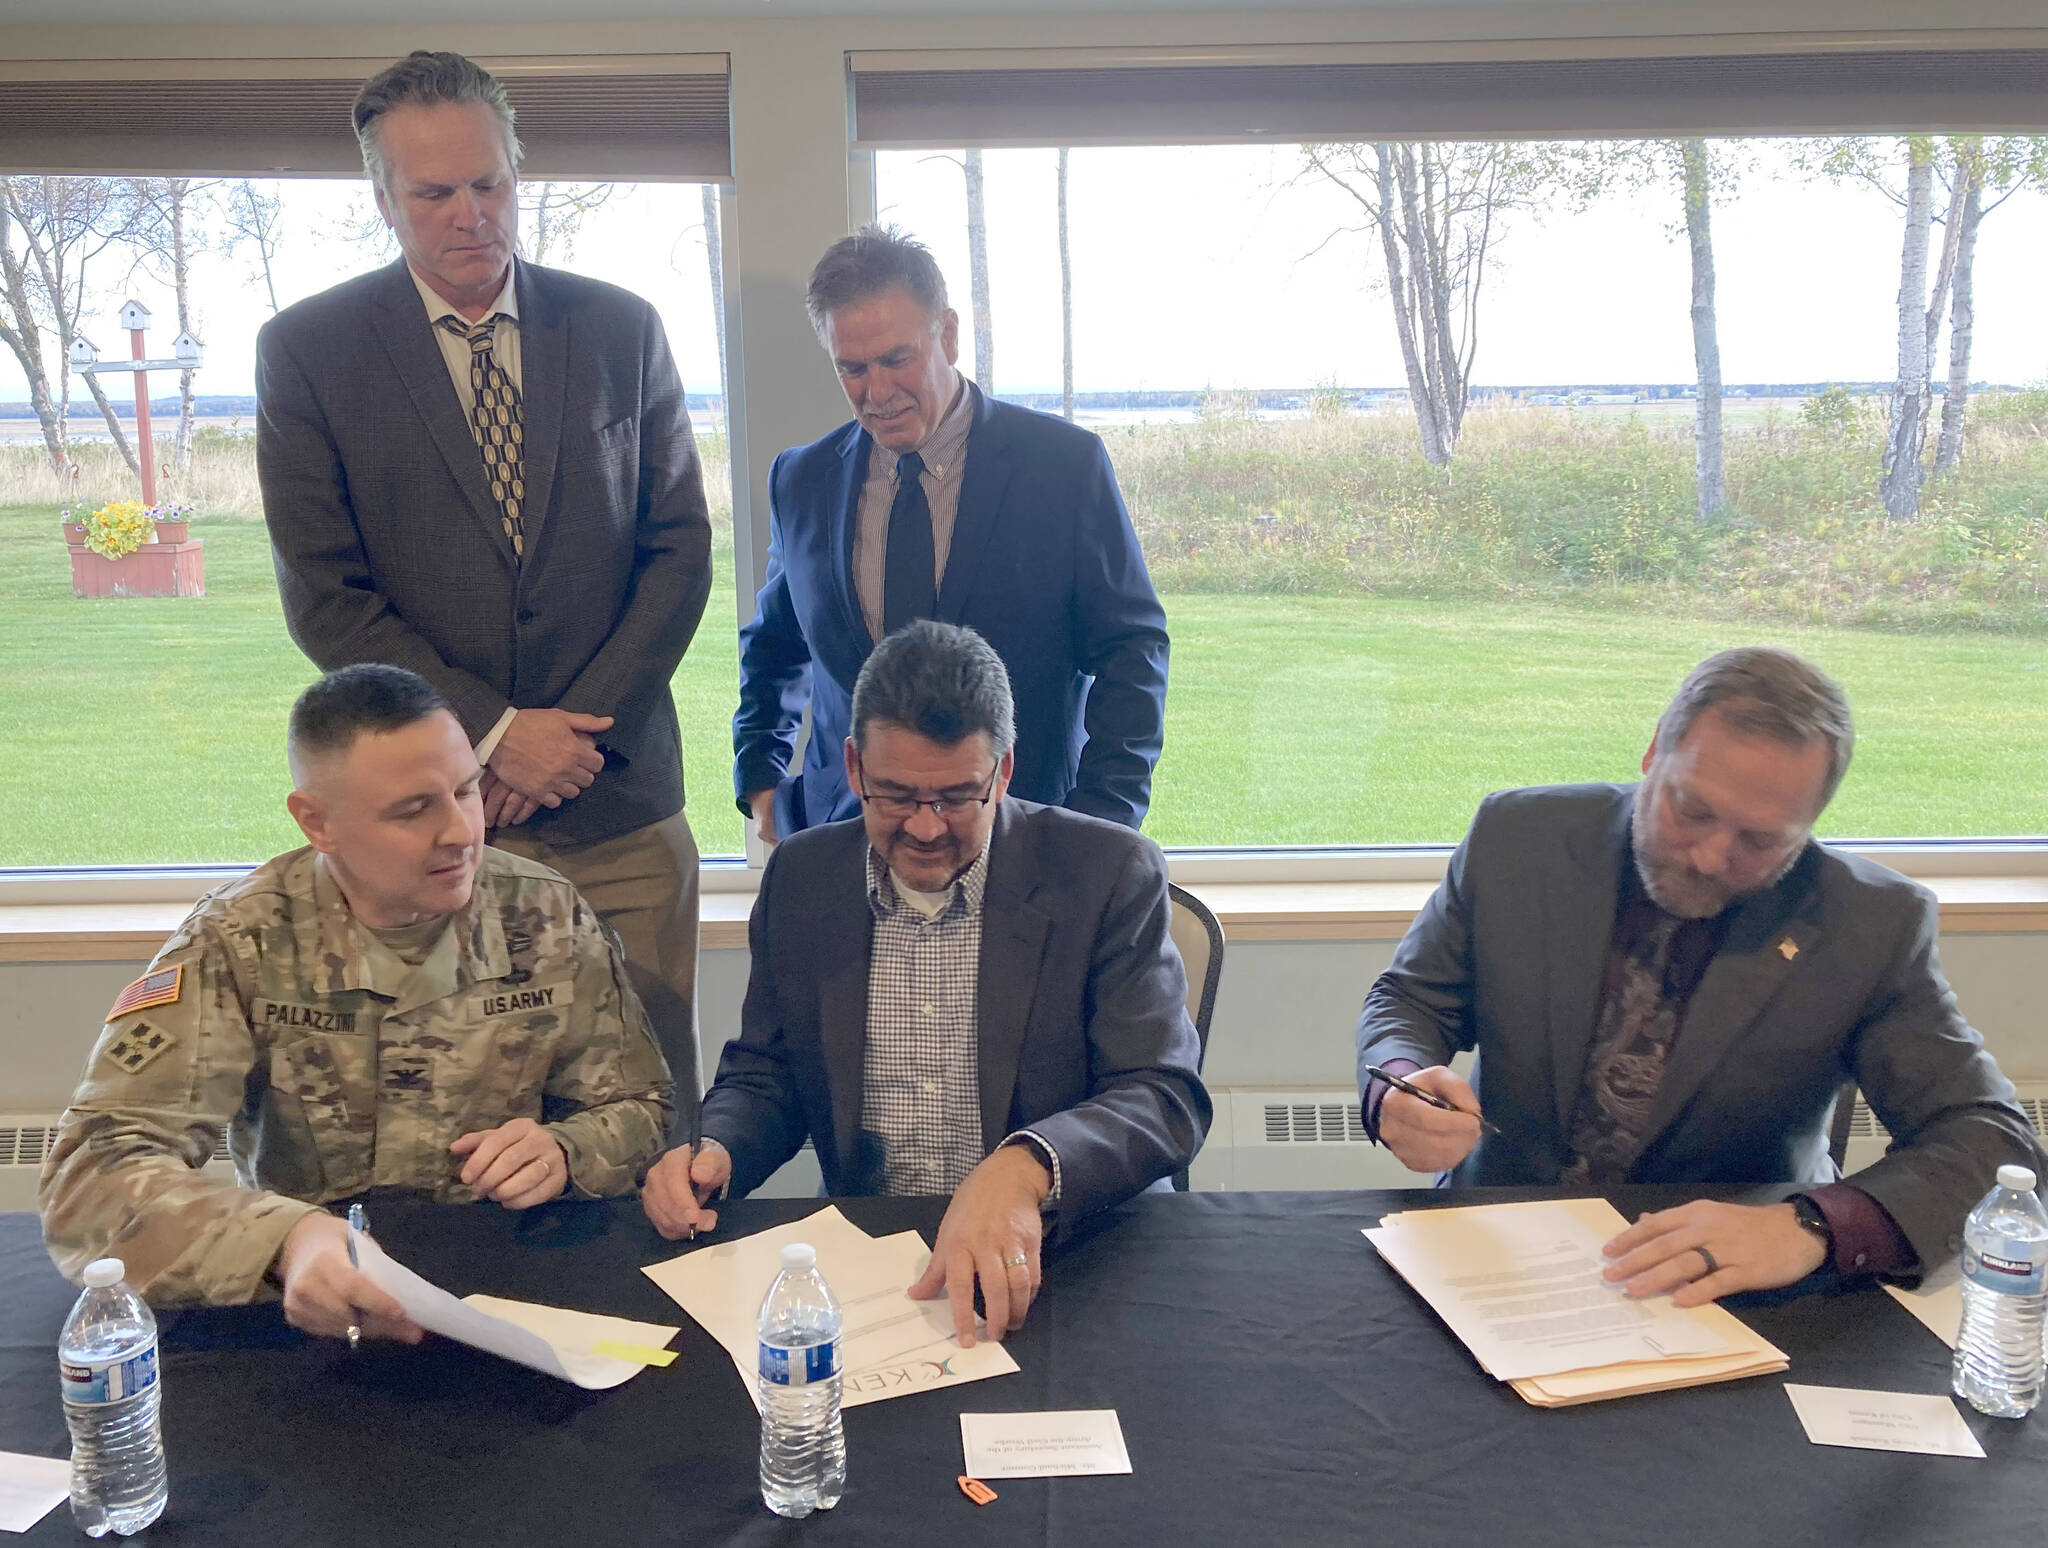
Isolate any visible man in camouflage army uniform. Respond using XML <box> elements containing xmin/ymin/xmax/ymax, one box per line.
<box><xmin>40</xmin><ymin>664</ymin><xmax>673</xmax><ymax>1337</ymax></box>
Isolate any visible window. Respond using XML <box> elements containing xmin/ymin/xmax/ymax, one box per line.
<box><xmin>875</xmin><ymin>138</ymin><xmax>2048</xmax><ymax>846</ymax></box>
<box><xmin>0</xmin><ymin>173</ymin><xmax>742</xmax><ymax>866</ymax></box>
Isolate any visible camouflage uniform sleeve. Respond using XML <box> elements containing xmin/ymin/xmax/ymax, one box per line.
<box><xmin>38</xmin><ymin>920</ymin><xmax>321</xmax><ymax>1305</ymax></box>
<box><xmin>542</xmin><ymin>904</ymin><xmax>676</xmax><ymax>1197</ymax></box>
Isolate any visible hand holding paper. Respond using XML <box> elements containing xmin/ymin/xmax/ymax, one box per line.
<box><xmin>351</xmin><ymin>1233</ymin><xmax>676</xmax><ymax>1388</ymax></box>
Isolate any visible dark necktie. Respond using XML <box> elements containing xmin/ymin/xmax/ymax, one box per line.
<box><xmin>881</xmin><ymin>450</ymin><xmax>935</xmax><ymax>634</ymax></box>
<box><xmin>1560</xmin><ymin>913</ymin><xmax>1685</xmax><ymax>1186</ymax></box>
<box><xmin>438</xmin><ymin>314</ymin><xmax>526</xmax><ymax>561</ymax></box>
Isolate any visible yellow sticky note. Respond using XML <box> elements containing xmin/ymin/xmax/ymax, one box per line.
<box><xmin>593</xmin><ymin>1340</ymin><xmax>677</xmax><ymax>1368</ymax></box>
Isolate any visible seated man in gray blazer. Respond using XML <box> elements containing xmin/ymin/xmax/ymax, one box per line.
<box><xmin>644</xmin><ymin>621</ymin><xmax>1210</xmax><ymax>1344</ymax></box>
<box><xmin>1358</xmin><ymin>646</ymin><xmax>2038</xmax><ymax>1306</ymax></box>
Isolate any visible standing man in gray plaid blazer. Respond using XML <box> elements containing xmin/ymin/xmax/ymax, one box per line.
<box><xmin>256</xmin><ymin>51</ymin><xmax>715</xmax><ymax>1125</ymax></box>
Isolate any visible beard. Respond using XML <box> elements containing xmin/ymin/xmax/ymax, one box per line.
<box><xmin>1630</xmin><ymin>789</ymin><xmax>1806</xmax><ymax>920</ymax></box>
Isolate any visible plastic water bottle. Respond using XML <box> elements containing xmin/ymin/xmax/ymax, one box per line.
<box><xmin>1952</xmin><ymin>1163</ymin><xmax>2048</xmax><ymax>1418</ymax></box>
<box><xmin>756</xmin><ymin>1242</ymin><xmax>845</xmax><ymax>1518</ymax></box>
<box><xmin>59</xmin><ymin>1258</ymin><xmax>167</xmax><ymax>1537</ymax></box>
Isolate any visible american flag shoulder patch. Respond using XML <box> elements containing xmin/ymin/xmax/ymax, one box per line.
<box><xmin>107</xmin><ymin>965</ymin><xmax>184</xmax><ymax>1021</ymax></box>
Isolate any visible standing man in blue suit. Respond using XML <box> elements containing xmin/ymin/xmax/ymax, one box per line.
<box><xmin>734</xmin><ymin>225</ymin><xmax>1169</xmax><ymax>843</ymax></box>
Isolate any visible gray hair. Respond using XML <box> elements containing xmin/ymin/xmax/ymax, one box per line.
<box><xmin>852</xmin><ymin>620</ymin><xmax>1014</xmax><ymax>758</ymax></box>
<box><xmin>805</xmin><ymin>224</ymin><xmax>948</xmax><ymax>338</ymax></box>
<box><xmin>353</xmin><ymin>51</ymin><xmax>522</xmax><ymax>191</ymax></box>
<box><xmin>1656</xmin><ymin>647</ymin><xmax>1856</xmax><ymax>808</ymax></box>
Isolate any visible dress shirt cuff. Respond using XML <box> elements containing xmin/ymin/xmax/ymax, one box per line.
<box><xmin>1362</xmin><ymin>1058</ymin><xmax>1425</xmax><ymax>1144</ymax></box>
<box><xmin>474</xmin><ymin>706</ymin><xmax>519</xmax><ymax>766</ymax></box>
<box><xmin>1001</xmin><ymin>1131</ymin><xmax>1062</xmax><ymax>1210</ymax></box>
<box><xmin>1798</xmin><ymin>1184</ymin><xmax>1915</xmax><ymax>1278</ymax></box>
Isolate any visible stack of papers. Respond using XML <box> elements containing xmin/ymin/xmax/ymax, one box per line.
<box><xmin>643</xmin><ymin>1206</ymin><xmax>1018</xmax><ymax>1410</ymax></box>
<box><xmin>1364</xmin><ymin>1198</ymin><xmax>1787</xmax><ymax>1407</ymax></box>
<box><xmin>353</xmin><ymin>1234</ymin><xmax>680</xmax><ymax>1389</ymax></box>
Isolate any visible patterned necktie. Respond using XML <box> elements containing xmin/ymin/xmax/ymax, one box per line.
<box><xmin>881</xmin><ymin>450</ymin><xmax>935</xmax><ymax>634</ymax></box>
<box><xmin>1560</xmin><ymin>913</ymin><xmax>1685</xmax><ymax>1186</ymax></box>
<box><xmin>438</xmin><ymin>314</ymin><xmax>526</xmax><ymax>561</ymax></box>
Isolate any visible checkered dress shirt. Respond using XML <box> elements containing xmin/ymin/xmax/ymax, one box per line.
<box><xmin>861</xmin><ymin>846</ymin><xmax>990</xmax><ymax>1195</ymax></box>
<box><xmin>856</xmin><ymin>845</ymin><xmax>1067</xmax><ymax>1204</ymax></box>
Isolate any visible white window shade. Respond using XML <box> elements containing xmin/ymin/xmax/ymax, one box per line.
<box><xmin>0</xmin><ymin>56</ymin><xmax>732</xmax><ymax>181</ymax></box>
<box><xmin>851</xmin><ymin>43</ymin><xmax>2048</xmax><ymax>148</ymax></box>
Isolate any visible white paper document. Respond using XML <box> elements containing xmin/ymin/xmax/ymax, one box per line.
<box><xmin>960</xmin><ymin>1410</ymin><xmax>1132</xmax><ymax>1479</ymax></box>
<box><xmin>1883</xmin><ymin>1258</ymin><xmax>1963</xmax><ymax>1351</ymax></box>
<box><xmin>0</xmin><ymin>1450</ymin><xmax>71</xmax><ymax>1534</ymax></box>
<box><xmin>1784</xmin><ymin>1384</ymin><xmax>1986</xmax><ymax>1458</ymax></box>
<box><xmin>354</xmin><ymin>1234</ymin><xmax>671</xmax><ymax>1388</ymax></box>
<box><xmin>1364</xmin><ymin>1198</ymin><xmax>1731</xmax><ymax>1381</ymax></box>
<box><xmin>642</xmin><ymin>1206</ymin><xmax>1019</xmax><ymax>1410</ymax></box>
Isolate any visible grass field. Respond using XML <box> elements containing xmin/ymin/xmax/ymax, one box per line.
<box><xmin>3</xmin><ymin>502</ymin><xmax>2041</xmax><ymax>866</ymax></box>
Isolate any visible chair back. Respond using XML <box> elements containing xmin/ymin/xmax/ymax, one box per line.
<box><xmin>1166</xmin><ymin>882</ymin><xmax>1225</xmax><ymax>1191</ymax></box>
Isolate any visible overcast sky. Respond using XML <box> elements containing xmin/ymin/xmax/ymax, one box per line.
<box><xmin>5</xmin><ymin>138</ymin><xmax>2044</xmax><ymax>408</ymax></box>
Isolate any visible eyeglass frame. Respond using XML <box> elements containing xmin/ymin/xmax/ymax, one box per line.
<box><xmin>853</xmin><ymin>753</ymin><xmax>1001</xmax><ymax>822</ymax></box>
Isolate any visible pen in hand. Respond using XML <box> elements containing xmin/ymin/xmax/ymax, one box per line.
<box><xmin>685</xmin><ymin>1100</ymin><xmax>703</xmax><ymax>1242</ymax></box>
<box><xmin>1363</xmin><ymin>1065</ymin><xmax>1506</xmax><ymax>1138</ymax></box>
<box><xmin>344</xmin><ymin>1203</ymin><xmax>368</xmax><ymax>1351</ymax></box>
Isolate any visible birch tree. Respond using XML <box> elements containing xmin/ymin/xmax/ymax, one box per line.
<box><xmin>1300</xmin><ymin>141</ymin><xmax>1551</xmax><ymax>466</ymax></box>
<box><xmin>1931</xmin><ymin>138</ymin><xmax>2048</xmax><ymax>475</ymax></box>
<box><xmin>219</xmin><ymin>180</ymin><xmax>285</xmax><ymax>314</ymax></box>
<box><xmin>1677</xmin><ymin>140</ymin><xmax>1727</xmax><ymax>517</ymax></box>
<box><xmin>1562</xmin><ymin>139</ymin><xmax>1740</xmax><ymax>519</ymax></box>
<box><xmin>129</xmin><ymin>176</ymin><xmax>214</xmax><ymax>469</ymax></box>
<box><xmin>918</xmin><ymin>150</ymin><xmax>998</xmax><ymax>393</ymax></box>
<box><xmin>1798</xmin><ymin>135</ymin><xmax>2043</xmax><ymax>514</ymax></box>
<box><xmin>519</xmin><ymin>182</ymin><xmax>616</xmax><ymax>266</ymax></box>
<box><xmin>701</xmin><ymin>184</ymin><xmax>727</xmax><ymax>417</ymax></box>
<box><xmin>0</xmin><ymin>176</ymin><xmax>142</xmax><ymax>475</ymax></box>
<box><xmin>964</xmin><ymin>150</ymin><xmax>994</xmax><ymax>393</ymax></box>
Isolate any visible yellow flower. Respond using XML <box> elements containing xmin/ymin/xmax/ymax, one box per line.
<box><xmin>85</xmin><ymin>499</ymin><xmax>155</xmax><ymax>560</ymax></box>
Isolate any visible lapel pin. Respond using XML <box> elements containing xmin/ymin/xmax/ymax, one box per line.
<box><xmin>1778</xmin><ymin>937</ymin><xmax>1800</xmax><ymax>962</ymax></box>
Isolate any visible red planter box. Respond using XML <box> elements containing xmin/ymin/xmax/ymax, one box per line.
<box><xmin>69</xmin><ymin>539</ymin><xmax>206</xmax><ymax>599</ymax></box>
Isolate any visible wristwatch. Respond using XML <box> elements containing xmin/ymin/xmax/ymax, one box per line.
<box><xmin>1788</xmin><ymin>1193</ymin><xmax>1835</xmax><ymax>1261</ymax></box>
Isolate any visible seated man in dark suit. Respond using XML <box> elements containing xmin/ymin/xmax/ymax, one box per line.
<box><xmin>1358</xmin><ymin>647</ymin><xmax>2038</xmax><ymax>1305</ymax></box>
<box><xmin>733</xmin><ymin>224</ymin><xmax>1169</xmax><ymax>843</ymax></box>
<box><xmin>646</xmin><ymin>621</ymin><xmax>1210</xmax><ymax>1344</ymax></box>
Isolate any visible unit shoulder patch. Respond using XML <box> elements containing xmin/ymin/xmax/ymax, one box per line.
<box><xmin>103</xmin><ymin>1021</ymin><xmax>178</xmax><ymax>1076</ymax></box>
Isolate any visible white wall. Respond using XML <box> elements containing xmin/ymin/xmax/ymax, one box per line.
<box><xmin>8</xmin><ymin>924</ymin><xmax>2042</xmax><ymax>1113</ymax></box>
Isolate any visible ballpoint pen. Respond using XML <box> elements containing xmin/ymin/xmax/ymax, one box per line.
<box><xmin>1363</xmin><ymin>1064</ymin><xmax>1507</xmax><ymax>1137</ymax></box>
<box><xmin>345</xmin><ymin>1203</ymin><xmax>367</xmax><ymax>1351</ymax></box>
<box><xmin>685</xmin><ymin>1100</ymin><xmax>704</xmax><ymax>1242</ymax></box>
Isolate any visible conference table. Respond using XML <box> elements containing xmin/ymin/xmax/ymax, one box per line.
<box><xmin>2</xmin><ymin>1188</ymin><xmax>2041</xmax><ymax>1546</ymax></box>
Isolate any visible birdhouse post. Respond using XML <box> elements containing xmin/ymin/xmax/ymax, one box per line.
<box><xmin>65</xmin><ymin>301</ymin><xmax>209</xmax><ymax>599</ymax></box>
<box><xmin>118</xmin><ymin>300</ymin><xmax>158</xmax><ymax>506</ymax></box>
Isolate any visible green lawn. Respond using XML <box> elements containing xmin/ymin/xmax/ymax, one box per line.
<box><xmin>2</xmin><ymin>505</ymin><xmax>2041</xmax><ymax>867</ymax></box>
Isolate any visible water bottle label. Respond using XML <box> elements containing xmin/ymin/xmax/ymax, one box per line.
<box><xmin>758</xmin><ymin>1338</ymin><xmax>840</xmax><ymax>1387</ymax></box>
<box><xmin>1962</xmin><ymin>1242</ymin><xmax>2048</xmax><ymax>1297</ymax></box>
<box><xmin>60</xmin><ymin>1346</ymin><xmax>158</xmax><ymax>1406</ymax></box>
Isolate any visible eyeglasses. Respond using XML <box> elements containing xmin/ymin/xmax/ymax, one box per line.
<box><xmin>855</xmin><ymin>756</ymin><xmax>999</xmax><ymax>821</ymax></box>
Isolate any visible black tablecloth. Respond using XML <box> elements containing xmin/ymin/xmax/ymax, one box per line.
<box><xmin>3</xmin><ymin>1190</ymin><xmax>2042</xmax><ymax>1546</ymax></box>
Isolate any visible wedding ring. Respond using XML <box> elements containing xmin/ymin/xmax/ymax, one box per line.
<box><xmin>1003</xmin><ymin>1253</ymin><xmax>1028</xmax><ymax>1269</ymax></box>
<box><xmin>346</xmin><ymin>1323</ymin><xmax>362</xmax><ymax>1350</ymax></box>
<box><xmin>1692</xmin><ymin>1246</ymin><xmax>1720</xmax><ymax>1278</ymax></box>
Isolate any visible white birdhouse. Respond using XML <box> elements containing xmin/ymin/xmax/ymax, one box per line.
<box><xmin>118</xmin><ymin>300</ymin><xmax>152</xmax><ymax>331</ymax></box>
<box><xmin>172</xmin><ymin>332</ymin><xmax>204</xmax><ymax>367</ymax></box>
<box><xmin>68</xmin><ymin>337</ymin><xmax>100</xmax><ymax>367</ymax></box>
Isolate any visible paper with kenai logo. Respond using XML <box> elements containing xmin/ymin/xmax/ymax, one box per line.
<box><xmin>645</xmin><ymin>1207</ymin><xmax>1018</xmax><ymax>1411</ymax></box>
